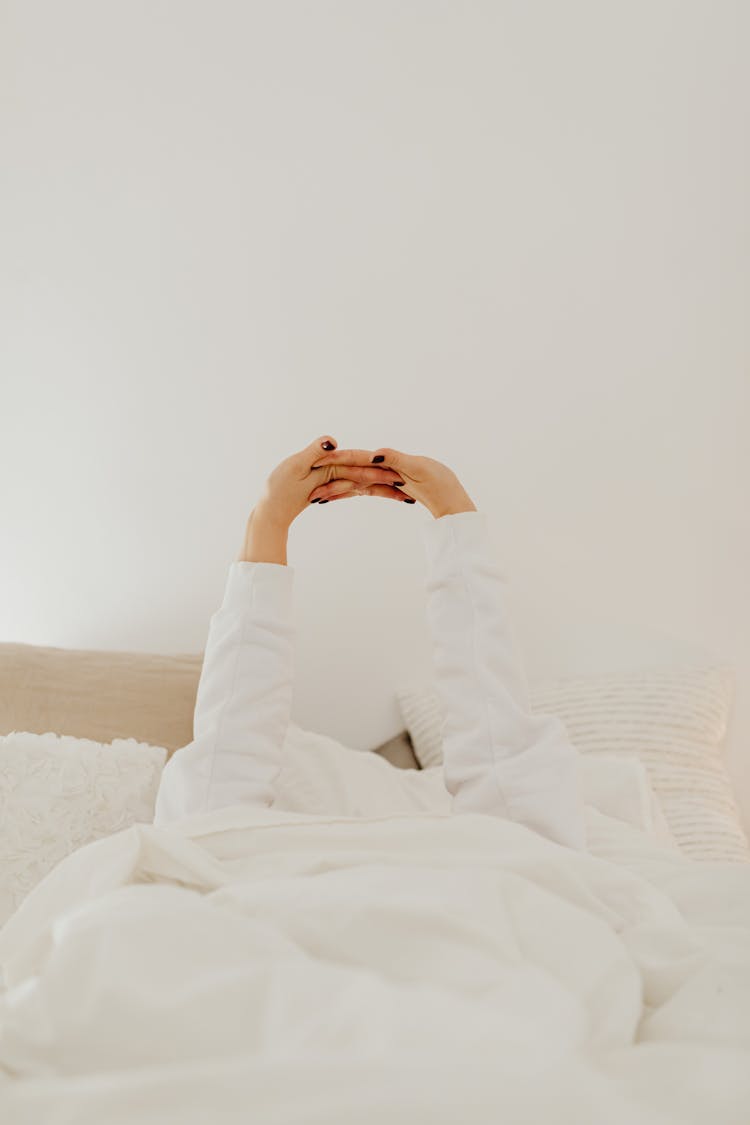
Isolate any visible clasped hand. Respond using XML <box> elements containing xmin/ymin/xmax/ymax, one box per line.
<box><xmin>240</xmin><ymin>434</ymin><xmax>477</xmax><ymax>564</ymax></box>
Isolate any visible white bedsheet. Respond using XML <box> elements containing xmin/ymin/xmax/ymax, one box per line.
<box><xmin>1</xmin><ymin>792</ymin><xmax>749</xmax><ymax>1124</ymax></box>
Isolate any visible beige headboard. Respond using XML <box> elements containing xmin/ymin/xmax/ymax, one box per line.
<box><xmin>0</xmin><ymin>642</ymin><xmax>419</xmax><ymax>769</ymax></box>
<box><xmin>0</xmin><ymin>642</ymin><xmax>202</xmax><ymax>757</ymax></box>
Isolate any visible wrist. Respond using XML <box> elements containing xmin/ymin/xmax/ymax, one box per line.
<box><xmin>239</xmin><ymin>505</ymin><xmax>290</xmax><ymax>564</ymax></box>
<box><xmin>429</xmin><ymin>492</ymin><xmax>477</xmax><ymax>520</ymax></box>
<box><xmin>251</xmin><ymin>497</ymin><xmax>291</xmax><ymax>531</ymax></box>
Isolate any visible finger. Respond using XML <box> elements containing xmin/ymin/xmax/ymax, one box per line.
<box><xmin>327</xmin><ymin>484</ymin><xmax>413</xmax><ymax>503</ymax></box>
<box><xmin>310</xmin><ymin>482</ymin><xmax>414</xmax><ymax>503</ymax></box>
<box><xmin>302</xmin><ymin>435</ymin><xmax>338</xmax><ymax>467</ymax></box>
<box><xmin>309</xmin><ymin>447</ymin><xmax>376</xmax><ymax>470</ymax></box>
<box><xmin>315</xmin><ymin>445</ymin><xmax>412</xmax><ymax>473</ymax></box>
<box><xmin>307</xmin><ymin>469</ymin><xmax>402</xmax><ymax>501</ymax></box>
<box><xmin>368</xmin><ymin>446</ymin><xmax>411</xmax><ymax>471</ymax></box>
<box><xmin>308</xmin><ymin>479</ymin><xmax>359</xmax><ymax>502</ymax></box>
<box><xmin>365</xmin><ymin>484</ymin><xmax>415</xmax><ymax>502</ymax></box>
<box><xmin>326</xmin><ymin>465</ymin><xmax>404</xmax><ymax>488</ymax></box>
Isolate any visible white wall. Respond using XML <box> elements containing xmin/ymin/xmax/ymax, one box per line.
<box><xmin>3</xmin><ymin>1</ymin><xmax>749</xmax><ymax>827</ymax></box>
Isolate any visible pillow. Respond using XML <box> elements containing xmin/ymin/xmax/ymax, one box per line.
<box><xmin>277</xmin><ymin>725</ymin><xmax>676</xmax><ymax>845</ymax></box>
<box><xmin>0</xmin><ymin>732</ymin><xmax>167</xmax><ymax>927</ymax></box>
<box><xmin>397</xmin><ymin>666</ymin><xmax>749</xmax><ymax>864</ymax></box>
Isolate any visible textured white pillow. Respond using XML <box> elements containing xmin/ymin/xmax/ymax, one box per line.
<box><xmin>0</xmin><ymin>732</ymin><xmax>167</xmax><ymax>927</ymax></box>
<box><xmin>397</xmin><ymin>666</ymin><xmax>749</xmax><ymax>864</ymax></box>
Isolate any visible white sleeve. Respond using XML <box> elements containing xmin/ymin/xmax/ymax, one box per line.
<box><xmin>421</xmin><ymin>510</ymin><xmax>587</xmax><ymax>851</ymax></box>
<box><xmin>152</xmin><ymin>561</ymin><xmax>295</xmax><ymax>826</ymax></box>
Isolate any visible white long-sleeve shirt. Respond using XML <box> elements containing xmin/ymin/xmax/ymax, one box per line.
<box><xmin>153</xmin><ymin>510</ymin><xmax>587</xmax><ymax>850</ymax></box>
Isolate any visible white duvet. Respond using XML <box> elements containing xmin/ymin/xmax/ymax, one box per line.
<box><xmin>1</xmin><ymin>739</ymin><xmax>750</xmax><ymax>1124</ymax></box>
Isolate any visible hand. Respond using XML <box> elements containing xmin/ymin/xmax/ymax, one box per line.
<box><xmin>239</xmin><ymin>434</ymin><xmax>405</xmax><ymax>563</ymax></box>
<box><xmin>308</xmin><ymin>445</ymin><xmax>477</xmax><ymax>520</ymax></box>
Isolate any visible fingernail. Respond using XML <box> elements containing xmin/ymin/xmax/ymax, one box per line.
<box><xmin>322</xmin><ymin>441</ymin><xmax>335</xmax><ymax>450</ymax></box>
<box><xmin>318</xmin><ymin>499</ymin><xmax>329</xmax><ymax>504</ymax></box>
<box><xmin>394</xmin><ymin>481</ymin><xmax>405</xmax><ymax>487</ymax></box>
<box><xmin>310</xmin><ymin>498</ymin><xmax>320</xmax><ymax>503</ymax></box>
<box><xmin>404</xmin><ymin>498</ymin><xmax>416</xmax><ymax>504</ymax></box>
<box><xmin>371</xmin><ymin>455</ymin><xmax>385</xmax><ymax>463</ymax></box>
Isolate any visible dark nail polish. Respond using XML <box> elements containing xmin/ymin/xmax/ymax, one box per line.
<box><xmin>310</xmin><ymin>498</ymin><xmax>320</xmax><ymax>503</ymax></box>
<box><xmin>371</xmin><ymin>455</ymin><xmax>385</xmax><ymax>463</ymax></box>
<box><xmin>394</xmin><ymin>481</ymin><xmax>405</xmax><ymax>487</ymax></box>
<box><xmin>404</xmin><ymin>498</ymin><xmax>416</xmax><ymax>504</ymax></box>
<box><xmin>322</xmin><ymin>441</ymin><xmax>335</xmax><ymax>450</ymax></box>
<box><xmin>318</xmin><ymin>499</ymin><xmax>329</xmax><ymax>504</ymax></box>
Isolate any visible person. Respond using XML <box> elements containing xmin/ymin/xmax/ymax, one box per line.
<box><xmin>153</xmin><ymin>435</ymin><xmax>587</xmax><ymax>850</ymax></box>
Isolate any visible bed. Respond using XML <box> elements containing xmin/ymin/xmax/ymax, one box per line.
<box><xmin>1</xmin><ymin>640</ymin><xmax>749</xmax><ymax>1123</ymax></box>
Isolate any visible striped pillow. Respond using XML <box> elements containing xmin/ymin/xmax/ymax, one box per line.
<box><xmin>397</xmin><ymin>666</ymin><xmax>749</xmax><ymax>864</ymax></box>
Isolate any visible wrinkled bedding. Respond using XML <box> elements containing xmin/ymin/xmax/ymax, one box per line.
<box><xmin>1</xmin><ymin>789</ymin><xmax>749</xmax><ymax>1124</ymax></box>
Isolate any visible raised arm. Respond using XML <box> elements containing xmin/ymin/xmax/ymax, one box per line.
<box><xmin>152</xmin><ymin>557</ymin><xmax>296</xmax><ymax>825</ymax></box>
<box><xmin>153</xmin><ymin>434</ymin><xmax>405</xmax><ymax>826</ymax></box>
<box><xmin>308</xmin><ymin>443</ymin><xmax>587</xmax><ymax>851</ymax></box>
<box><xmin>421</xmin><ymin>510</ymin><xmax>587</xmax><ymax>851</ymax></box>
